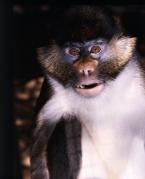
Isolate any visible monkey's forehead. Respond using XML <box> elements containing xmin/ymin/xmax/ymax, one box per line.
<box><xmin>63</xmin><ymin>38</ymin><xmax>106</xmax><ymax>47</ymax></box>
<box><xmin>52</xmin><ymin>21</ymin><xmax>116</xmax><ymax>45</ymax></box>
<box><xmin>50</xmin><ymin>6</ymin><xmax>122</xmax><ymax>45</ymax></box>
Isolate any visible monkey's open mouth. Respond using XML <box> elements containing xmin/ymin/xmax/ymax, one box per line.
<box><xmin>76</xmin><ymin>83</ymin><xmax>101</xmax><ymax>89</ymax></box>
<box><xmin>75</xmin><ymin>82</ymin><xmax>104</xmax><ymax>97</ymax></box>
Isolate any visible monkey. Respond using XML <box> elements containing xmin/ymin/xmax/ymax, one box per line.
<box><xmin>30</xmin><ymin>6</ymin><xmax>145</xmax><ymax>179</ymax></box>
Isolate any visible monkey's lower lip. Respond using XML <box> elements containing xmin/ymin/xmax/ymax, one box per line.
<box><xmin>75</xmin><ymin>83</ymin><xmax>104</xmax><ymax>96</ymax></box>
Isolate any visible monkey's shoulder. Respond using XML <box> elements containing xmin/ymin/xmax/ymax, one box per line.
<box><xmin>34</xmin><ymin>78</ymin><xmax>54</xmax><ymax>116</ymax></box>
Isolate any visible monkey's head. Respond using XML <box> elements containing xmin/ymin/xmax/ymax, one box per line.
<box><xmin>38</xmin><ymin>6</ymin><xmax>136</xmax><ymax>97</ymax></box>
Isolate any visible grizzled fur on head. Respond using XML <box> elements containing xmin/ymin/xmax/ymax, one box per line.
<box><xmin>50</xmin><ymin>6</ymin><xmax>123</xmax><ymax>45</ymax></box>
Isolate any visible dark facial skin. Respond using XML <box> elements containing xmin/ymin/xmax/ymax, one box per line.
<box><xmin>62</xmin><ymin>38</ymin><xmax>107</xmax><ymax>64</ymax></box>
<box><xmin>60</xmin><ymin>39</ymin><xmax>107</xmax><ymax>94</ymax></box>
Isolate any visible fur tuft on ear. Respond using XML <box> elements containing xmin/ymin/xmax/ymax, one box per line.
<box><xmin>36</xmin><ymin>45</ymin><xmax>61</xmax><ymax>74</ymax></box>
<box><xmin>36</xmin><ymin>45</ymin><xmax>74</xmax><ymax>85</ymax></box>
<box><xmin>110</xmin><ymin>36</ymin><xmax>136</xmax><ymax>66</ymax></box>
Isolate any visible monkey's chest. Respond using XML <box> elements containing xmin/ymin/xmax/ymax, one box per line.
<box><xmin>78</xmin><ymin>113</ymin><xmax>145</xmax><ymax>179</ymax></box>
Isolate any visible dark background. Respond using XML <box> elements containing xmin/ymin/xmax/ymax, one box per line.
<box><xmin>1</xmin><ymin>3</ymin><xmax>145</xmax><ymax>179</ymax></box>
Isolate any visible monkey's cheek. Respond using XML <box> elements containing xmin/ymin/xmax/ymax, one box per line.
<box><xmin>75</xmin><ymin>84</ymin><xmax>104</xmax><ymax>97</ymax></box>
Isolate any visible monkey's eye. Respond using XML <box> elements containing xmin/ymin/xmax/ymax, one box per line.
<box><xmin>65</xmin><ymin>47</ymin><xmax>80</xmax><ymax>57</ymax></box>
<box><xmin>90</xmin><ymin>45</ymin><xmax>101</xmax><ymax>54</ymax></box>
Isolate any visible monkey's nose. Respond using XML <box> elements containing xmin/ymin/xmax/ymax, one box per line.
<box><xmin>79</xmin><ymin>67</ymin><xmax>95</xmax><ymax>76</ymax></box>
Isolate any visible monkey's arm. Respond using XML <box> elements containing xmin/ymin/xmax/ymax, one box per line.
<box><xmin>31</xmin><ymin>120</ymin><xmax>56</xmax><ymax>179</ymax></box>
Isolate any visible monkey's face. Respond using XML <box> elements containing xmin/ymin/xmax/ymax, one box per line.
<box><xmin>62</xmin><ymin>38</ymin><xmax>107</xmax><ymax>96</ymax></box>
<box><xmin>61</xmin><ymin>36</ymin><xmax>136</xmax><ymax>97</ymax></box>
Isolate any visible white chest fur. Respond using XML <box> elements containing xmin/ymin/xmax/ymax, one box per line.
<box><xmin>41</xmin><ymin>61</ymin><xmax>145</xmax><ymax>179</ymax></box>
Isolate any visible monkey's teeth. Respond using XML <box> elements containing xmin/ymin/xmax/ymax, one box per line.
<box><xmin>79</xmin><ymin>85</ymin><xmax>84</xmax><ymax>89</ymax></box>
<box><xmin>76</xmin><ymin>85</ymin><xmax>84</xmax><ymax>88</ymax></box>
<box><xmin>76</xmin><ymin>83</ymin><xmax>103</xmax><ymax>89</ymax></box>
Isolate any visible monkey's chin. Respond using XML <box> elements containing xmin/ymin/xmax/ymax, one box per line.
<box><xmin>75</xmin><ymin>83</ymin><xmax>104</xmax><ymax>97</ymax></box>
